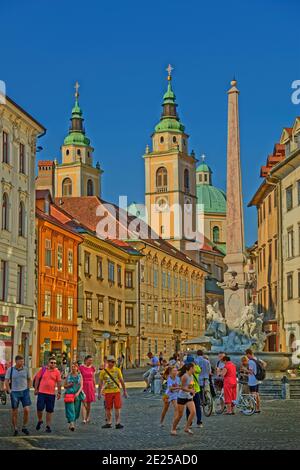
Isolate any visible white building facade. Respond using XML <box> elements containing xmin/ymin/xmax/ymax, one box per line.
<box><xmin>0</xmin><ymin>96</ymin><xmax>45</xmax><ymax>370</ymax></box>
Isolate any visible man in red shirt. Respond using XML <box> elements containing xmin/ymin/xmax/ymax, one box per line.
<box><xmin>34</xmin><ymin>357</ymin><xmax>62</xmax><ymax>433</ymax></box>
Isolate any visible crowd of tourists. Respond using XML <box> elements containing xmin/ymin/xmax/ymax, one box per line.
<box><xmin>1</xmin><ymin>348</ymin><xmax>264</xmax><ymax>436</ymax></box>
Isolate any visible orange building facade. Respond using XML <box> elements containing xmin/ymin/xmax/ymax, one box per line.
<box><xmin>36</xmin><ymin>190</ymin><xmax>82</xmax><ymax>369</ymax></box>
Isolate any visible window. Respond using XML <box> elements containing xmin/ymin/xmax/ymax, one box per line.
<box><xmin>274</xmin><ymin>187</ymin><xmax>277</xmax><ymax>208</ymax></box>
<box><xmin>17</xmin><ymin>265</ymin><xmax>24</xmax><ymax>304</ymax></box>
<box><xmin>68</xmin><ymin>250</ymin><xmax>73</xmax><ymax>274</ymax></box>
<box><xmin>204</xmin><ymin>174</ymin><xmax>208</xmax><ymax>182</ymax></box>
<box><xmin>118</xmin><ymin>302</ymin><xmax>122</xmax><ymax>326</ymax></box>
<box><xmin>268</xmin><ymin>240</ymin><xmax>272</xmax><ymax>264</ymax></box>
<box><xmin>57</xmin><ymin>245</ymin><xmax>63</xmax><ymax>271</ymax></box>
<box><xmin>84</xmin><ymin>252</ymin><xmax>90</xmax><ymax>275</ymax></box>
<box><xmin>287</xmin><ymin>229</ymin><xmax>294</xmax><ymax>258</ymax></box>
<box><xmin>268</xmin><ymin>194</ymin><xmax>272</xmax><ymax>214</ymax></box>
<box><xmin>62</xmin><ymin>178</ymin><xmax>72</xmax><ymax>196</ymax></box>
<box><xmin>286</xmin><ymin>186</ymin><xmax>293</xmax><ymax>211</ymax></box>
<box><xmin>168</xmin><ymin>272</ymin><xmax>171</xmax><ymax>289</ymax></box>
<box><xmin>154</xmin><ymin>306</ymin><xmax>158</xmax><ymax>324</ymax></box>
<box><xmin>156</xmin><ymin>167</ymin><xmax>168</xmax><ymax>189</ymax></box>
<box><xmin>162</xmin><ymin>271</ymin><xmax>167</xmax><ymax>289</ymax></box>
<box><xmin>108</xmin><ymin>261</ymin><xmax>115</xmax><ymax>282</ymax></box>
<box><xmin>263</xmin><ymin>246</ymin><xmax>266</xmax><ymax>269</ymax></box>
<box><xmin>140</xmin><ymin>264</ymin><xmax>145</xmax><ymax>282</ymax></box>
<box><xmin>175</xmin><ymin>311</ymin><xmax>179</xmax><ymax>327</ymax></box>
<box><xmin>185</xmin><ymin>279</ymin><xmax>189</xmax><ymax>296</ymax></box>
<box><xmin>45</xmin><ymin>240</ymin><xmax>52</xmax><ymax>267</ymax></box>
<box><xmin>56</xmin><ymin>294</ymin><xmax>63</xmax><ymax>319</ymax></box>
<box><xmin>180</xmin><ymin>278</ymin><xmax>184</xmax><ymax>295</ymax></box>
<box><xmin>153</xmin><ymin>268</ymin><xmax>158</xmax><ymax>288</ymax></box>
<box><xmin>274</xmin><ymin>238</ymin><xmax>278</xmax><ymax>260</ymax></box>
<box><xmin>2</xmin><ymin>193</ymin><xmax>9</xmax><ymax>230</ymax></box>
<box><xmin>125</xmin><ymin>271</ymin><xmax>133</xmax><ymax>288</ymax></box>
<box><xmin>67</xmin><ymin>297</ymin><xmax>73</xmax><ymax>320</ymax></box>
<box><xmin>77</xmin><ymin>149</ymin><xmax>81</xmax><ymax>156</ymax></box>
<box><xmin>0</xmin><ymin>261</ymin><xmax>7</xmax><ymax>302</ymax></box>
<box><xmin>168</xmin><ymin>310</ymin><xmax>172</xmax><ymax>326</ymax></box>
<box><xmin>19</xmin><ymin>143</ymin><xmax>25</xmax><ymax>174</ymax></box>
<box><xmin>86</xmin><ymin>297</ymin><xmax>92</xmax><ymax>320</ymax></box>
<box><xmin>2</xmin><ymin>131</ymin><xmax>9</xmax><ymax>163</ymax></box>
<box><xmin>125</xmin><ymin>307</ymin><xmax>134</xmax><ymax>326</ymax></box>
<box><xmin>181</xmin><ymin>312</ymin><xmax>184</xmax><ymax>328</ymax></box>
<box><xmin>98</xmin><ymin>298</ymin><xmax>104</xmax><ymax>322</ymax></box>
<box><xmin>213</xmin><ymin>226</ymin><xmax>220</xmax><ymax>243</ymax></box>
<box><xmin>147</xmin><ymin>305</ymin><xmax>152</xmax><ymax>323</ymax></box>
<box><xmin>162</xmin><ymin>308</ymin><xmax>167</xmax><ymax>325</ymax></box>
<box><xmin>285</xmin><ymin>141</ymin><xmax>290</xmax><ymax>156</ymax></box>
<box><xmin>174</xmin><ymin>276</ymin><xmax>178</xmax><ymax>292</ymax></box>
<box><xmin>154</xmin><ymin>339</ymin><xmax>158</xmax><ymax>354</ymax></box>
<box><xmin>173</xmin><ymin>136</ymin><xmax>177</xmax><ymax>143</ymax></box>
<box><xmin>160</xmin><ymin>136</ymin><xmax>164</xmax><ymax>143</ymax></box>
<box><xmin>97</xmin><ymin>257</ymin><xmax>103</xmax><ymax>279</ymax></box>
<box><xmin>140</xmin><ymin>304</ymin><xmax>145</xmax><ymax>322</ymax></box>
<box><xmin>148</xmin><ymin>339</ymin><xmax>151</xmax><ymax>353</ymax></box>
<box><xmin>287</xmin><ymin>273</ymin><xmax>293</xmax><ymax>300</ymax></box>
<box><xmin>44</xmin><ymin>292</ymin><xmax>51</xmax><ymax>317</ymax></box>
<box><xmin>18</xmin><ymin>201</ymin><xmax>25</xmax><ymax>237</ymax></box>
<box><xmin>109</xmin><ymin>302</ymin><xmax>115</xmax><ymax>325</ymax></box>
<box><xmin>184</xmin><ymin>169</ymin><xmax>190</xmax><ymax>191</ymax></box>
<box><xmin>87</xmin><ymin>179</ymin><xmax>94</xmax><ymax>196</ymax></box>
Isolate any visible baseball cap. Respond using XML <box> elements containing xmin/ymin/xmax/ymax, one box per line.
<box><xmin>184</xmin><ymin>355</ymin><xmax>194</xmax><ymax>364</ymax></box>
<box><xmin>107</xmin><ymin>355</ymin><xmax>116</xmax><ymax>362</ymax></box>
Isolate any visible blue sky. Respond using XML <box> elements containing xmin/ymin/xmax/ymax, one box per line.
<box><xmin>1</xmin><ymin>0</ymin><xmax>300</xmax><ymax>245</ymax></box>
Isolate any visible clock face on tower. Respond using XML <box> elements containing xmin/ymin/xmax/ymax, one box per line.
<box><xmin>155</xmin><ymin>197</ymin><xmax>169</xmax><ymax>212</ymax></box>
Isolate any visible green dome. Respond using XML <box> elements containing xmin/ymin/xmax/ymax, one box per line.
<box><xmin>64</xmin><ymin>132</ymin><xmax>90</xmax><ymax>146</ymax></box>
<box><xmin>196</xmin><ymin>162</ymin><xmax>212</xmax><ymax>173</ymax></box>
<box><xmin>154</xmin><ymin>77</ymin><xmax>185</xmax><ymax>134</ymax></box>
<box><xmin>155</xmin><ymin>118</ymin><xmax>185</xmax><ymax>133</ymax></box>
<box><xmin>196</xmin><ymin>184</ymin><xmax>226</xmax><ymax>214</ymax></box>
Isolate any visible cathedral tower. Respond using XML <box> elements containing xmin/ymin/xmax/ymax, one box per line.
<box><xmin>144</xmin><ymin>66</ymin><xmax>197</xmax><ymax>254</ymax></box>
<box><xmin>55</xmin><ymin>82</ymin><xmax>102</xmax><ymax>198</ymax></box>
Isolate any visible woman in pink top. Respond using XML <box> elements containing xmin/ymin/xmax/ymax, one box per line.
<box><xmin>220</xmin><ymin>356</ymin><xmax>237</xmax><ymax>415</ymax></box>
<box><xmin>79</xmin><ymin>355</ymin><xmax>96</xmax><ymax>423</ymax></box>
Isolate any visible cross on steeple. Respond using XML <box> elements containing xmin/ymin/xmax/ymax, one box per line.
<box><xmin>201</xmin><ymin>154</ymin><xmax>206</xmax><ymax>162</ymax></box>
<box><xmin>74</xmin><ymin>81</ymin><xmax>80</xmax><ymax>99</ymax></box>
<box><xmin>166</xmin><ymin>64</ymin><xmax>174</xmax><ymax>80</ymax></box>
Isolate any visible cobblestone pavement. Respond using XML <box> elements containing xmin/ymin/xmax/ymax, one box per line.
<box><xmin>0</xmin><ymin>390</ymin><xmax>299</xmax><ymax>450</ymax></box>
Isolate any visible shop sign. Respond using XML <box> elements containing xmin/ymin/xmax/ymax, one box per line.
<box><xmin>49</xmin><ymin>325</ymin><xmax>69</xmax><ymax>333</ymax></box>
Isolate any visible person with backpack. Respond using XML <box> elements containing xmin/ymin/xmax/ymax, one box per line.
<box><xmin>245</xmin><ymin>349</ymin><xmax>265</xmax><ymax>413</ymax></box>
<box><xmin>98</xmin><ymin>355</ymin><xmax>128</xmax><ymax>429</ymax></box>
<box><xmin>34</xmin><ymin>357</ymin><xmax>62</xmax><ymax>433</ymax></box>
<box><xmin>4</xmin><ymin>355</ymin><xmax>31</xmax><ymax>436</ymax></box>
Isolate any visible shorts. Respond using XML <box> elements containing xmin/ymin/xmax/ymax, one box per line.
<box><xmin>104</xmin><ymin>392</ymin><xmax>122</xmax><ymax>410</ymax></box>
<box><xmin>249</xmin><ymin>385</ymin><xmax>259</xmax><ymax>393</ymax></box>
<box><xmin>143</xmin><ymin>368</ymin><xmax>158</xmax><ymax>382</ymax></box>
<box><xmin>177</xmin><ymin>397</ymin><xmax>193</xmax><ymax>405</ymax></box>
<box><xmin>10</xmin><ymin>389</ymin><xmax>31</xmax><ymax>409</ymax></box>
<box><xmin>0</xmin><ymin>374</ymin><xmax>5</xmax><ymax>382</ymax></box>
<box><xmin>37</xmin><ymin>392</ymin><xmax>56</xmax><ymax>413</ymax></box>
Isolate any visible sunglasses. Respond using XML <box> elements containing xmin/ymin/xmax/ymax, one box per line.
<box><xmin>50</xmin><ymin>361</ymin><xmax>56</xmax><ymax>364</ymax></box>
<box><xmin>108</xmin><ymin>360</ymin><xmax>115</xmax><ymax>363</ymax></box>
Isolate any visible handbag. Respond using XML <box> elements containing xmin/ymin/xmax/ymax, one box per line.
<box><xmin>78</xmin><ymin>390</ymin><xmax>86</xmax><ymax>401</ymax></box>
<box><xmin>64</xmin><ymin>393</ymin><xmax>75</xmax><ymax>403</ymax></box>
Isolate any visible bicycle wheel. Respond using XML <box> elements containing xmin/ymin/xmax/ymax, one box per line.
<box><xmin>0</xmin><ymin>393</ymin><xmax>6</xmax><ymax>405</ymax></box>
<box><xmin>203</xmin><ymin>390</ymin><xmax>213</xmax><ymax>417</ymax></box>
<box><xmin>214</xmin><ymin>394</ymin><xmax>225</xmax><ymax>415</ymax></box>
<box><xmin>240</xmin><ymin>395</ymin><xmax>256</xmax><ymax>416</ymax></box>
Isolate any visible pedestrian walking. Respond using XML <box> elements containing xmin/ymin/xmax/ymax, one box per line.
<box><xmin>160</xmin><ymin>366</ymin><xmax>180</xmax><ymax>427</ymax></box>
<box><xmin>171</xmin><ymin>362</ymin><xmax>196</xmax><ymax>436</ymax></box>
<box><xmin>34</xmin><ymin>357</ymin><xmax>62</xmax><ymax>433</ymax></box>
<box><xmin>117</xmin><ymin>353</ymin><xmax>125</xmax><ymax>372</ymax></box>
<box><xmin>194</xmin><ymin>350</ymin><xmax>211</xmax><ymax>402</ymax></box>
<box><xmin>64</xmin><ymin>362</ymin><xmax>85</xmax><ymax>431</ymax></box>
<box><xmin>245</xmin><ymin>349</ymin><xmax>262</xmax><ymax>413</ymax></box>
<box><xmin>79</xmin><ymin>355</ymin><xmax>96</xmax><ymax>423</ymax></box>
<box><xmin>159</xmin><ymin>351</ymin><xmax>164</xmax><ymax>365</ymax></box>
<box><xmin>143</xmin><ymin>352</ymin><xmax>159</xmax><ymax>392</ymax></box>
<box><xmin>220</xmin><ymin>356</ymin><xmax>237</xmax><ymax>415</ymax></box>
<box><xmin>184</xmin><ymin>355</ymin><xmax>203</xmax><ymax>428</ymax></box>
<box><xmin>98</xmin><ymin>355</ymin><xmax>128</xmax><ymax>429</ymax></box>
<box><xmin>4</xmin><ymin>355</ymin><xmax>31</xmax><ymax>436</ymax></box>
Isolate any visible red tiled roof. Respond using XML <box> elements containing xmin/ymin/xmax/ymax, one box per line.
<box><xmin>38</xmin><ymin>160</ymin><xmax>55</xmax><ymax>166</ymax></box>
<box><xmin>259</xmin><ymin>142</ymin><xmax>285</xmax><ymax>178</ymax></box>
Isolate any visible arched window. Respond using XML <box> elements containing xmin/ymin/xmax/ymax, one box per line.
<box><xmin>213</xmin><ymin>226</ymin><xmax>220</xmax><ymax>243</ymax></box>
<box><xmin>2</xmin><ymin>193</ymin><xmax>9</xmax><ymax>230</ymax></box>
<box><xmin>18</xmin><ymin>201</ymin><xmax>25</xmax><ymax>237</ymax></box>
<box><xmin>156</xmin><ymin>167</ymin><xmax>168</xmax><ymax>190</ymax></box>
<box><xmin>62</xmin><ymin>178</ymin><xmax>72</xmax><ymax>196</ymax></box>
<box><xmin>87</xmin><ymin>179</ymin><xmax>94</xmax><ymax>196</ymax></box>
<box><xmin>160</xmin><ymin>136</ymin><xmax>164</xmax><ymax>143</ymax></box>
<box><xmin>184</xmin><ymin>169</ymin><xmax>189</xmax><ymax>191</ymax></box>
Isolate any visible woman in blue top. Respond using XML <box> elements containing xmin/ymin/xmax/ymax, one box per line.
<box><xmin>160</xmin><ymin>367</ymin><xmax>180</xmax><ymax>427</ymax></box>
<box><xmin>171</xmin><ymin>363</ymin><xmax>196</xmax><ymax>436</ymax></box>
<box><xmin>64</xmin><ymin>363</ymin><xmax>84</xmax><ymax>431</ymax></box>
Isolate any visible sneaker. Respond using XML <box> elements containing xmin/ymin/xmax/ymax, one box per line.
<box><xmin>36</xmin><ymin>421</ymin><xmax>43</xmax><ymax>431</ymax></box>
<box><xmin>197</xmin><ymin>422</ymin><xmax>203</xmax><ymax>428</ymax></box>
<box><xmin>101</xmin><ymin>423</ymin><xmax>112</xmax><ymax>429</ymax></box>
<box><xmin>13</xmin><ymin>429</ymin><xmax>18</xmax><ymax>437</ymax></box>
<box><xmin>45</xmin><ymin>426</ymin><xmax>52</xmax><ymax>433</ymax></box>
<box><xmin>22</xmin><ymin>428</ymin><xmax>30</xmax><ymax>435</ymax></box>
<box><xmin>115</xmin><ymin>423</ymin><xmax>124</xmax><ymax>429</ymax></box>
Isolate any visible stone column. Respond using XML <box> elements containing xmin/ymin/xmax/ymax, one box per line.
<box><xmin>222</xmin><ymin>80</ymin><xmax>247</xmax><ymax>329</ymax></box>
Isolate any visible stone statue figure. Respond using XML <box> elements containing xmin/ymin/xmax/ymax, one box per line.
<box><xmin>205</xmin><ymin>301</ymin><xmax>267</xmax><ymax>352</ymax></box>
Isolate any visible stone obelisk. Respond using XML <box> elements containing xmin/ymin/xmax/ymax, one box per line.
<box><xmin>222</xmin><ymin>79</ymin><xmax>247</xmax><ymax>329</ymax></box>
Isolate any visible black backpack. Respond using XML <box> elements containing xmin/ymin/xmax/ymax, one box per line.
<box><xmin>254</xmin><ymin>359</ymin><xmax>266</xmax><ymax>381</ymax></box>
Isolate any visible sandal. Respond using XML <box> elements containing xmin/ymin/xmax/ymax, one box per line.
<box><xmin>184</xmin><ymin>428</ymin><xmax>194</xmax><ymax>435</ymax></box>
<box><xmin>170</xmin><ymin>430</ymin><xmax>177</xmax><ymax>436</ymax></box>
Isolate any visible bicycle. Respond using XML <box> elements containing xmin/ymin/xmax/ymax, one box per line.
<box><xmin>201</xmin><ymin>378</ymin><xmax>213</xmax><ymax>417</ymax></box>
<box><xmin>214</xmin><ymin>380</ymin><xmax>256</xmax><ymax>416</ymax></box>
<box><xmin>0</xmin><ymin>380</ymin><xmax>7</xmax><ymax>406</ymax></box>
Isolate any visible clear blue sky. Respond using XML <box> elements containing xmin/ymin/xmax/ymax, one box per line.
<box><xmin>1</xmin><ymin>0</ymin><xmax>300</xmax><ymax>246</ymax></box>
